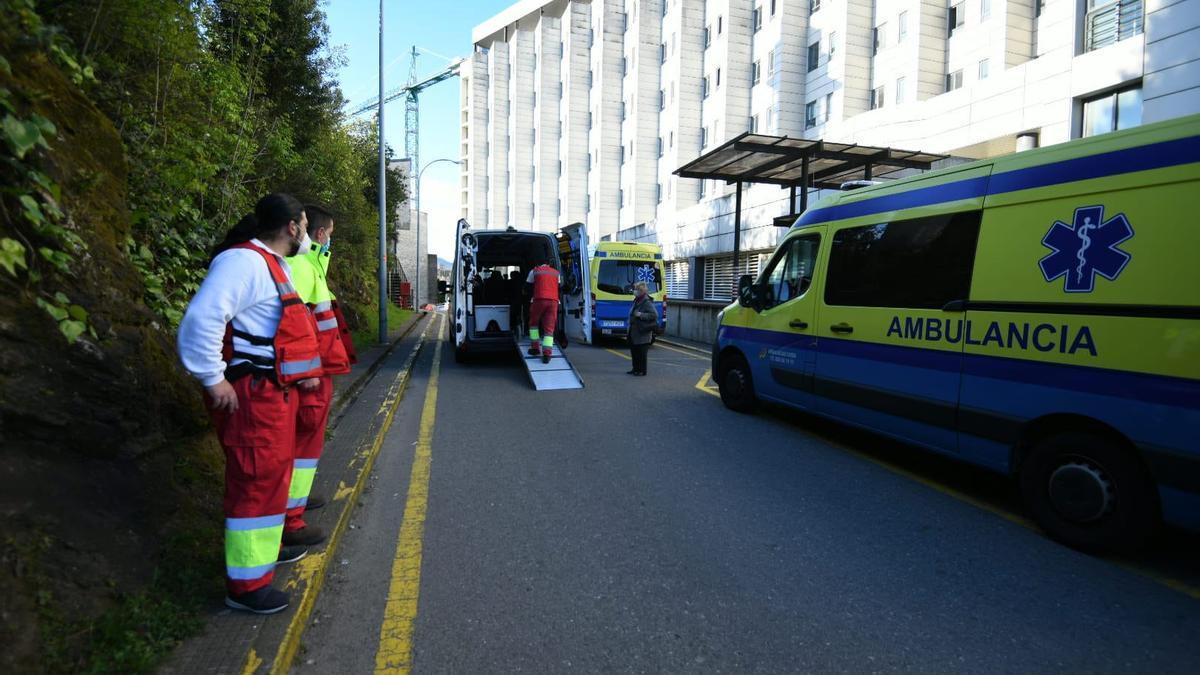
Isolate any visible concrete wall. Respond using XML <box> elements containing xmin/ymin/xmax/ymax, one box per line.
<box><xmin>665</xmin><ymin>298</ymin><xmax>727</xmax><ymax>344</ymax></box>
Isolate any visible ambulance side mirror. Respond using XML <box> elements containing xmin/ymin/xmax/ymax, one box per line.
<box><xmin>737</xmin><ymin>274</ymin><xmax>758</xmax><ymax>310</ymax></box>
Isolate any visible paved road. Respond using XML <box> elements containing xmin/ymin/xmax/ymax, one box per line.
<box><xmin>296</xmin><ymin>314</ymin><xmax>1200</xmax><ymax>673</ymax></box>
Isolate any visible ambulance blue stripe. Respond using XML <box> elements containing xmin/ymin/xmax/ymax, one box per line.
<box><xmin>720</xmin><ymin>328</ymin><xmax>1200</xmax><ymax>409</ymax></box>
<box><xmin>793</xmin><ymin>135</ymin><xmax>1200</xmax><ymax>228</ymax></box>
<box><xmin>987</xmin><ymin>135</ymin><xmax>1200</xmax><ymax>196</ymax></box>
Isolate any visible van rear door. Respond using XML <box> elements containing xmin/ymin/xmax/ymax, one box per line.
<box><xmin>452</xmin><ymin>219</ymin><xmax>471</xmax><ymax>351</ymax></box>
<box><xmin>559</xmin><ymin>222</ymin><xmax>592</xmax><ymax>344</ymax></box>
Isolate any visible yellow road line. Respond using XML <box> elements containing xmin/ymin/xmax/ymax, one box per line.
<box><xmin>604</xmin><ymin>347</ymin><xmax>632</xmax><ymax>360</ymax></box>
<box><xmin>257</xmin><ymin>315</ymin><xmax>435</xmax><ymax>675</ymax></box>
<box><xmin>695</xmin><ymin>369</ymin><xmax>720</xmax><ymax>398</ymax></box>
<box><xmin>655</xmin><ymin>341</ymin><xmax>708</xmax><ymax>359</ymax></box>
<box><xmin>374</xmin><ymin>313</ymin><xmax>446</xmax><ymax>673</ymax></box>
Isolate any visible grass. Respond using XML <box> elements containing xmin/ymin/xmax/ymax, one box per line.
<box><xmin>351</xmin><ymin>300</ymin><xmax>415</xmax><ymax>354</ymax></box>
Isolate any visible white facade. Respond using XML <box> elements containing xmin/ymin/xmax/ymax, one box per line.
<box><xmin>390</xmin><ymin>159</ymin><xmax>431</xmax><ymax>307</ymax></box>
<box><xmin>462</xmin><ymin>0</ymin><xmax>1200</xmax><ymax>300</ymax></box>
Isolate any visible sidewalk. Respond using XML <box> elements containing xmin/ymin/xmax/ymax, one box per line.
<box><xmin>162</xmin><ymin>312</ymin><xmax>430</xmax><ymax>675</ymax></box>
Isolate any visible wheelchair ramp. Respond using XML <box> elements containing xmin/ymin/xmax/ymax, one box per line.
<box><xmin>515</xmin><ymin>337</ymin><xmax>584</xmax><ymax>390</ymax></box>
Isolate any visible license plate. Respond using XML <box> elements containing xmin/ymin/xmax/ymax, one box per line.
<box><xmin>601</xmin><ymin>320</ymin><xmax>624</xmax><ymax>327</ymax></box>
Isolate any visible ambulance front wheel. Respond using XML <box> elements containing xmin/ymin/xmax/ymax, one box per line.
<box><xmin>1019</xmin><ymin>431</ymin><xmax>1160</xmax><ymax>553</ymax></box>
<box><xmin>718</xmin><ymin>353</ymin><xmax>757</xmax><ymax>413</ymax></box>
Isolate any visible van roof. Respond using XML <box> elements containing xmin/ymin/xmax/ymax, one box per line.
<box><xmin>790</xmin><ymin>113</ymin><xmax>1200</xmax><ymax>230</ymax></box>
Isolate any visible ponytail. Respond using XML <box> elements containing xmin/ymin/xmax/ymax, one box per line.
<box><xmin>208</xmin><ymin>193</ymin><xmax>305</xmax><ymax>264</ymax></box>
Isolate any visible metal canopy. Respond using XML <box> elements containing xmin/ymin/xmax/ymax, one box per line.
<box><xmin>673</xmin><ymin>133</ymin><xmax>947</xmax><ymax>190</ymax></box>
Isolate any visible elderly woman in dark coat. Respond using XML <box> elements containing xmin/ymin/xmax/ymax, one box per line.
<box><xmin>627</xmin><ymin>281</ymin><xmax>657</xmax><ymax>376</ymax></box>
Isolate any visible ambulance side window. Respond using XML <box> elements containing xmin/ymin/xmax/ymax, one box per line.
<box><xmin>759</xmin><ymin>234</ymin><xmax>820</xmax><ymax>310</ymax></box>
<box><xmin>824</xmin><ymin>211</ymin><xmax>981</xmax><ymax>309</ymax></box>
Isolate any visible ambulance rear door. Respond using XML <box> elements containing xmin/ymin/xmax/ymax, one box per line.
<box><xmin>452</xmin><ymin>218</ymin><xmax>473</xmax><ymax>352</ymax></box>
<box><xmin>559</xmin><ymin>222</ymin><xmax>592</xmax><ymax>344</ymax></box>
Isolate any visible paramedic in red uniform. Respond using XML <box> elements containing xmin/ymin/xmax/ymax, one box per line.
<box><xmin>525</xmin><ymin>258</ymin><xmax>561</xmax><ymax>363</ymax></box>
<box><xmin>177</xmin><ymin>193</ymin><xmax>324</xmax><ymax>615</ymax></box>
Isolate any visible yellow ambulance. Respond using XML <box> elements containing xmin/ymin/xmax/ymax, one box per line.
<box><xmin>712</xmin><ymin>114</ymin><xmax>1199</xmax><ymax>552</ymax></box>
<box><xmin>590</xmin><ymin>241</ymin><xmax>667</xmax><ymax>340</ymax></box>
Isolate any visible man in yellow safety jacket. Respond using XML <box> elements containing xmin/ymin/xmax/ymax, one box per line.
<box><xmin>281</xmin><ymin>204</ymin><xmax>357</xmax><ymax>546</ymax></box>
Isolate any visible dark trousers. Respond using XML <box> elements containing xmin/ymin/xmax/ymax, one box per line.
<box><xmin>630</xmin><ymin>343</ymin><xmax>649</xmax><ymax>374</ymax></box>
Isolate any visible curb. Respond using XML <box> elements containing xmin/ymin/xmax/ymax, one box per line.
<box><xmin>656</xmin><ymin>335</ymin><xmax>710</xmax><ymax>358</ymax></box>
<box><xmin>328</xmin><ymin>311</ymin><xmax>426</xmax><ymax>431</ymax></box>
<box><xmin>255</xmin><ymin>313</ymin><xmax>434</xmax><ymax>674</ymax></box>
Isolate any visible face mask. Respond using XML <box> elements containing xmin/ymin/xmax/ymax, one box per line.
<box><xmin>296</xmin><ymin>231</ymin><xmax>312</xmax><ymax>255</ymax></box>
<box><xmin>320</xmin><ymin>235</ymin><xmax>331</xmax><ymax>254</ymax></box>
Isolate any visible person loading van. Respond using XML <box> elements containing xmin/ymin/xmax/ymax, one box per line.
<box><xmin>525</xmin><ymin>258</ymin><xmax>560</xmax><ymax>363</ymax></box>
<box><xmin>177</xmin><ymin>193</ymin><xmax>323</xmax><ymax>615</ymax></box>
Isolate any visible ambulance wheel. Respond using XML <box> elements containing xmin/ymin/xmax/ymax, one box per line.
<box><xmin>454</xmin><ymin>345</ymin><xmax>468</xmax><ymax>363</ymax></box>
<box><xmin>1019</xmin><ymin>431</ymin><xmax>1160</xmax><ymax>553</ymax></box>
<box><xmin>718</xmin><ymin>353</ymin><xmax>757</xmax><ymax>413</ymax></box>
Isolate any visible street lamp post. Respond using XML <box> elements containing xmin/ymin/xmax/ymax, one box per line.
<box><xmin>415</xmin><ymin>158</ymin><xmax>461</xmax><ymax>311</ymax></box>
<box><xmin>376</xmin><ymin>0</ymin><xmax>387</xmax><ymax>344</ymax></box>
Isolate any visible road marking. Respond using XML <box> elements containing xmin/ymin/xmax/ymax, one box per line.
<box><xmin>655</xmin><ymin>341</ymin><xmax>708</xmax><ymax>360</ymax></box>
<box><xmin>374</xmin><ymin>313</ymin><xmax>446</xmax><ymax>673</ymax></box>
<box><xmin>253</xmin><ymin>315</ymin><xmax>434</xmax><ymax>675</ymax></box>
<box><xmin>604</xmin><ymin>347</ymin><xmax>632</xmax><ymax>360</ymax></box>
<box><xmin>695</xmin><ymin>369</ymin><xmax>720</xmax><ymax>398</ymax></box>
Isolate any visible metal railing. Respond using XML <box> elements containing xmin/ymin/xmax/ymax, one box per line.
<box><xmin>1085</xmin><ymin>0</ymin><xmax>1144</xmax><ymax>52</ymax></box>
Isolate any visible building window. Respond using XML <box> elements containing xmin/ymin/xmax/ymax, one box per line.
<box><xmin>588</xmin><ymin>111</ymin><xmax>593</xmax><ymax>129</ymax></box>
<box><xmin>824</xmin><ymin>93</ymin><xmax>832</xmax><ymax>122</ymax></box>
<box><xmin>621</xmin><ymin>57</ymin><xmax>627</xmax><ymax>76</ymax></box>
<box><xmin>702</xmin><ymin>76</ymin><xmax>710</xmax><ymax>98</ymax></box>
<box><xmin>948</xmin><ymin>3</ymin><xmax>964</xmax><ymax>37</ymax></box>
<box><xmin>874</xmin><ymin>23</ymin><xmax>887</xmax><ymax>53</ymax></box>
<box><xmin>805</xmin><ymin>101</ymin><xmax>817</xmax><ymax>128</ymax></box>
<box><xmin>750</xmin><ymin>114</ymin><xmax>759</xmax><ymax>132</ymax></box>
<box><xmin>828</xmin><ymin>31</ymin><xmax>837</xmax><ymax>57</ymax></box>
<box><xmin>1085</xmin><ymin>0</ymin><xmax>1144</xmax><ymax>52</ymax></box>
<box><xmin>896</xmin><ymin>76</ymin><xmax>906</xmax><ymax>104</ymax></box>
<box><xmin>752</xmin><ymin>60</ymin><xmax>761</xmax><ymax>84</ymax></box>
<box><xmin>870</xmin><ymin>86</ymin><xmax>885</xmax><ymax>109</ymax></box>
<box><xmin>825</xmin><ymin>212</ymin><xmax>982</xmax><ymax>309</ymax></box>
<box><xmin>588</xmin><ymin>28</ymin><xmax>594</xmax><ymax>47</ymax></box>
<box><xmin>981</xmin><ymin>0</ymin><xmax>991</xmax><ymax>21</ymax></box>
<box><xmin>718</xmin><ymin>15</ymin><xmax>723</xmax><ymax>34</ymax></box>
<box><xmin>767</xmin><ymin>49</ymin><xmax>776</xmax><ymax>75</ymax></box>
<box><xmin>656</xmin><ymin>183</ymin><xmax>663</xmax><ymax>203</ymax></box>
<box><xmin>701</xmin><ymin>126</ymin><xmax>708</xmax><ymax>147</ymax></box>
<box><xmin>619</xmin><ymin>188</ymin><xmax>625</xmax><ymax>207</ymax></box>
<box><xmin>620</xmin><ymin>11</ymin><xmax>628</xmax><ymax>33</ymax></box>
<box><xmin>946</xmin><ymin>69</ymin><xmax>964</xmax><ymax>91</ymax></box>
<box><xmin>767</xmin><ymin>106</ymin><xmax>775</xmax><ymax>130</ymax></box>
<box><xmin>587</xmin><ymin>69</ymin><xmax>593</xmax><ymax>87</ymax></box>
<box><xmin>716</xmin><ymin>68</ymin><xmax>721</xmax><ymax>87</ymax></box>
<box><xmin>704</xmin><ymin>26</ymin><xmax>711</xmax><ymax>48</ymax></box>
<box><xmin>808</xmin><ymin>42</ymin><xmax>820</xmax><ymax>71</ymax></box>
<box><xmin>753</xmin><ymin>6</ymin><xmax>762</xmax><ymax>32</ymax></box>
<box><xmin>1082</xmin><ymin>85</ymin><xmax>1142</xmax><ymax>137</ymax></box>
<box><xmin>588</xmin><ymin>151</ymin><xmax>593</xmax><ymax>168</ymax></box>
<box><xmin>898</xmin><ymin>11</ymin><xmax>908</xmax><ymax>42</ymax></box>
<box><xmin>978</xmin><ymin>58</ymin><xmax>990</xmax><ymax>80</ymax></box>
<box><xmin>771</xmin><ymin>0</ymin><xmax>777</xmax><ymax>15</ymax></box>
<box><xmin>660</xmin><ymin>43</ymin><xmax>667</xmax><ymax>64</ymax></box>
<box><xmin>620</xmin><ymin>101</ymin><xmax>626</xmax><ymax>121</ymax></box>
<box><xmin>810</xmin><ymin>0</ymin><xmax>821</xmax><ymax>12</ymax></box>
<box><xmin>669</xmin><ymin>131</ymin><xmax>674</xmax><ymax>148</ymax></box>
<box><xmin>657</xmin><ymin>137</ymin><xmax>664</xmax><ymax>157</ymax></box>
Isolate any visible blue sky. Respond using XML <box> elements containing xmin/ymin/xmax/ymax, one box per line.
<box><xmin>324</xmin><ymin>0</ymin><xmax>512</xmax><ymax>259</ymax></box>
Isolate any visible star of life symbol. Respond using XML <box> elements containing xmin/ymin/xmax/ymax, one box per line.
<box><xmin>636</xmin><ymin>264</ymin><xmax>656</xmax><ymax>283</ymax></box>
<box><xmin>1038</xmin><ymin>205</ymin><xmax>1133</xmax><ymax>293</ymax></box>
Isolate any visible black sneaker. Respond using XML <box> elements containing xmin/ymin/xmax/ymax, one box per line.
<box><xmin>225</xmin><ymin>586</ymin><xmax>289</xmax><ymax>614</ymax></box>
<box><xmin>277</xmin><ymin>545</ymin><xmax>308</xmax><ymax>564</ymax></box>
<box><xmin>541</xmin><ymin>353</ymin><xmax>551</xmax><ymax>364</ymax></box>
<box><xmin>527</xmin><ymin>346</ymin><xmax>540</xmax><ymax>356</ymax></box>
<box><xmin>282</xmin><ymin>525</ymin><xmax>327</xmax><ymax>547</ymax></box>
<box><xmin>305</xmin><ymin>493</ymin><xmax>326</xmax><ymax>511</ymax></box>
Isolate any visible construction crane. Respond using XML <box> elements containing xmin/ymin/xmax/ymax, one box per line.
<box><xmin>348</xmin><ymin>47</ymin><xmax>465</xmax><ymax>200</ymax></box>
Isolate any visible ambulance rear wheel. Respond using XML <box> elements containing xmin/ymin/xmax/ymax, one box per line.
<box><xmin>1019</xmin><ymin>431</ymin><xmax>1160</xmax><ymax>553</ymax></box>
<box><xmin>718</xmin><ymin>353</ymin><xmax>757</xmax><ymax>413</ymax></box>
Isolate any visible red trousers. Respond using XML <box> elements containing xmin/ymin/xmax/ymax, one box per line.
<box><xmin>209</xmin><ymin>376</ymin><xmax>298</xmax><ymax>595</ymax></box>
<box><xmin>286</xmin><ymin>375</ymin><xmax>332</xmax><ymax>532</ymax></box>
<box><xmin>529</xmin><ymin>298</ymin><xmax>558</xmax><ymax>354</ymax></box>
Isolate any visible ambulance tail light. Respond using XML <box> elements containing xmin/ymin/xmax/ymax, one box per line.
<box><xmin>590</xmin><ymin>293</ymin><xmax>596</xmax><ymax>318</ymax></box>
